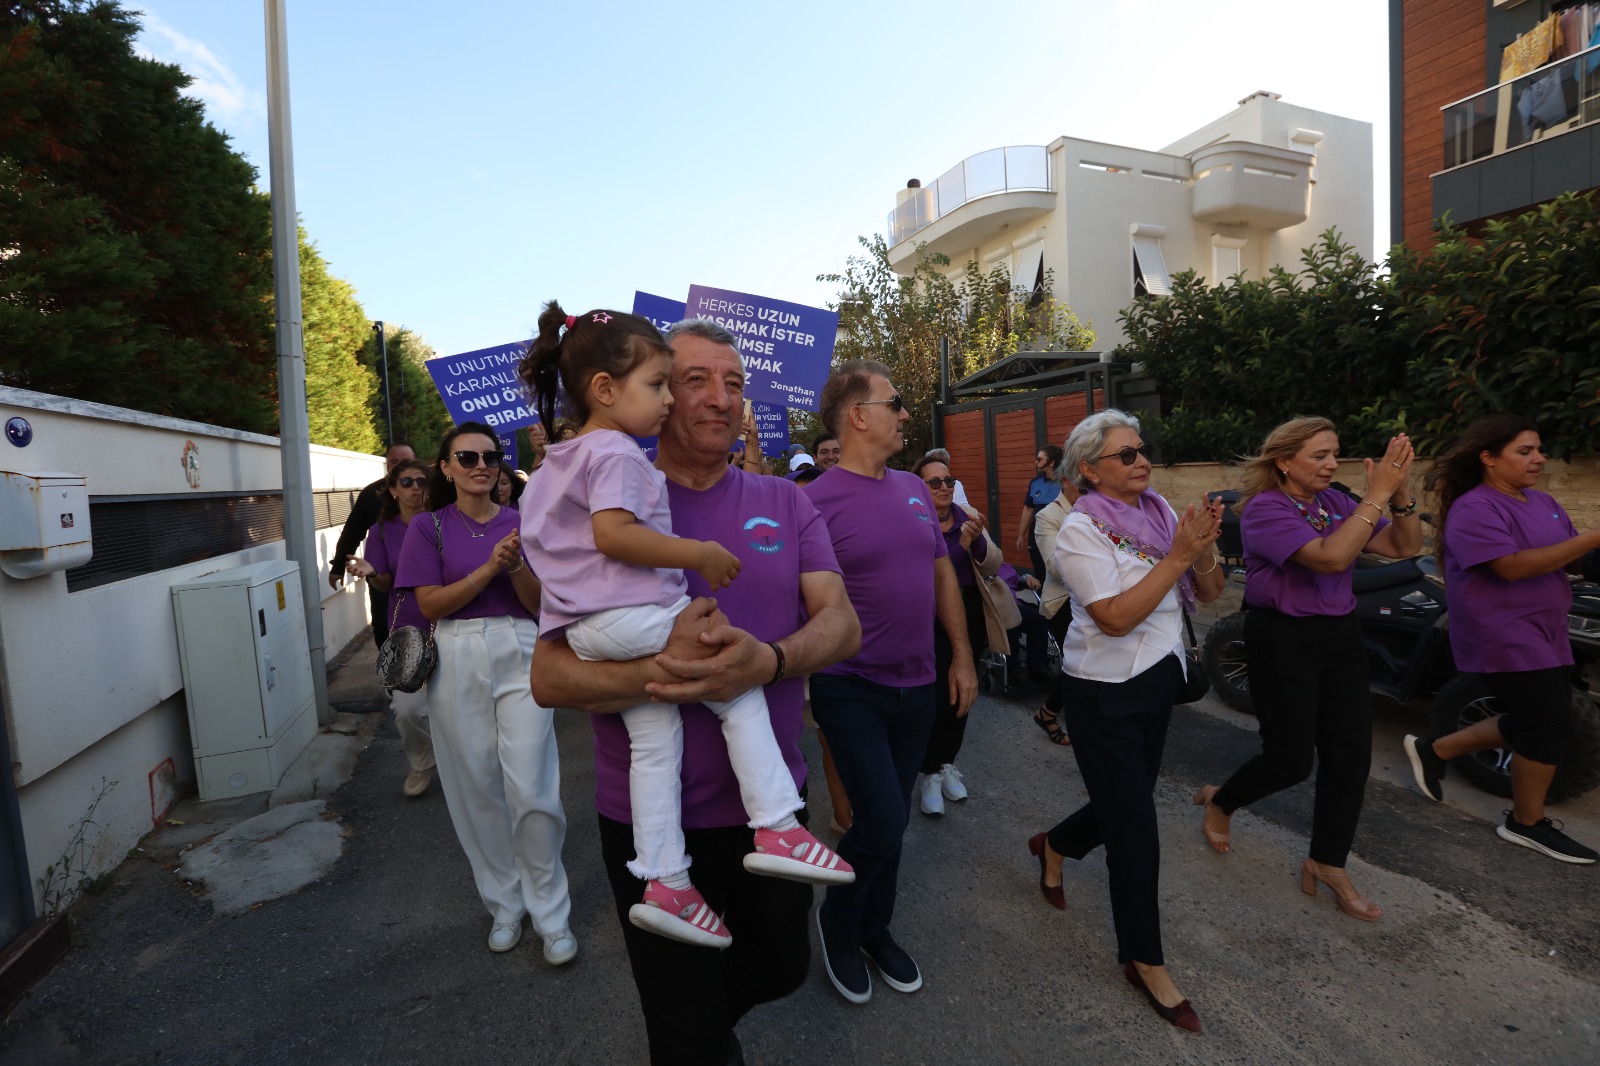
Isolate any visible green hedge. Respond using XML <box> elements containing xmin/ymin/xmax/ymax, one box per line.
<box><xmin>1116</xmin><ymin>192</ymin><xmax>1600</xmax><ymax>461</ymax></box>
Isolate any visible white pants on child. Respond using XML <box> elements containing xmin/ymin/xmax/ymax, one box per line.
<box><xmin>567</xmin><ymin>595</ymin><xmax>802</xmax><ymax>881</ymax></box>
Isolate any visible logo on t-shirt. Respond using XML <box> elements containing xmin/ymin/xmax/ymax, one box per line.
<box><xmin>907</xmin><ymin>496</ymin><xmax>931</xmax><ymax>522</ymax></box>
<box><xmin>744</xmin><ymin>516</ymin><xmax>784</xmax><ymax>553</ymax></box>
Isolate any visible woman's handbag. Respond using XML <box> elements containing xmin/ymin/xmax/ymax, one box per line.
<box><xmin>375</xmin><ymin>515</ymin><xmax>442</xmax><ymax>693</ymax></box>
<box><xmin>970</xmin><ymin>529</ymin><xmax>1019</xmax><ymax>654</ymax></box>
<box><xmin>1175</xmin><ymin>614</ymin><xmax>1210</xmax><ymax>705</ymax></box>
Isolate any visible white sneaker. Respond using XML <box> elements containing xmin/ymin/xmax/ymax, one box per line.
<box><xmin>940</xmin><ymin>764</ymin><xmax>967</xmax><ymax>802</ymax></box>
<box><xmin>542</xmin><ymin>930</ymin><xmax>578</xmax><ymax>966</ymax></box>
<box><xmin>919</xmin><ymin>773</ymin><xmax>945</xmax><ymax>816</ymax></box>
<box><xmin>488</xmin><ymin>920</ymin><xmax>523</xmax><ymax>953</ymax></box>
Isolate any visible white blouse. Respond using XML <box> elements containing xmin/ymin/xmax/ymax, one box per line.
<box><xmin>1053</xmin><ymin>509</ymin><xmax>1186</xmax><ymax>684</ymax></box>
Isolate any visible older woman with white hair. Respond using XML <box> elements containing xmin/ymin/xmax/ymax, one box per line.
<box><xmin>1027</xmin><ymin>409</ymin><xmax>1225</xmax><ymax>1033</ymax></box>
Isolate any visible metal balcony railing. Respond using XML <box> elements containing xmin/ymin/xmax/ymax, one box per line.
<box><xmin>1442</xmin><ymin>43</ymin><xmax>1600</xmax><ymax>171</ymax></box>
<box><xmin>886</xmin><ymin>146</ymin><xmax>1052</xmax><ymax>246</ymax></box>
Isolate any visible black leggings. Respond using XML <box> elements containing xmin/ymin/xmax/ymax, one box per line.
<box><xmin>1211</xmin><ymin>608</ymin><xmax>1372</xmax><ymax>868</ymax></box>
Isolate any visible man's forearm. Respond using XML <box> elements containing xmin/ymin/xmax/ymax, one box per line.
<box><xmin>934</xmin><ymin>561</ymin><xmax>974</xmax><ymax>663</ymax></box>
<box><xmin>530</xmin><ymin>635</ymin><xmax>657</xmax><ymax>714</ymax></box>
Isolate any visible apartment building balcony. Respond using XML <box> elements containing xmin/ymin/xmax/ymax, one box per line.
<box><xmin>1189</xmin><ymin>141</ymin><xmax>1312</xmax><ymax>229</ymax></box>
<box><xmin>886</xmin><ymin>146</ymin><xmax>1054</xmax><ymax>271</ymax></box>
<box><xmin>1435</xmin><ymin>44</ymin><xmax>1600</xmax><ymax>226</ymax></box>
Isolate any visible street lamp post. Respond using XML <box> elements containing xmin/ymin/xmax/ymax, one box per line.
<box><xmin>373</xmin><ymin>320</ymin><xmax>393</xmax><ymax>447</ymax></box>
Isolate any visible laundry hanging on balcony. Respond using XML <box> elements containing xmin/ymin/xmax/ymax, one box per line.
<box><xmin>1500</xmin><ymin>13</ymin><xmax>1562</xmax><ymax>82</ymax></box>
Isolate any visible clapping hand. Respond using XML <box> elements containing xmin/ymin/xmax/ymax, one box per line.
<box><xmin>1174</xmin><ymin>498</ymin><xmax>1224</xmax><ymax>566</ymax></box>
<box><xmin>1364</xmin><ymin>434</ymin><xmax>1415</xmax><ymax>506</ymax></box>
<box><xmin>958</xmin><ymin>515</ymin><xmax>985</xmax><ymax>551</ymax></box>
<box><xmin>491</xmin><ymin>530</ymin><xmax>522</xmax><ymax>571</ymax></box>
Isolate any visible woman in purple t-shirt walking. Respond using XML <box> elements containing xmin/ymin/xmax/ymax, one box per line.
<box><xmin>1403</xmin><ymin>415</ymin><xmax>1599</xmax><ymax>864</ymax></box>
<box><xmin>346</xmin><ymin>458</ymin><xmax>436</xmax><ymax>797</ymax></box>
<box><xmin>394</xmin><ymin>422</ymin><xmax>576</xmax><ymax>964</ymax></box>
<box><xmin>1194</xmin><ymin>417</ymin><xmax>1423</xmax><ymax>921</ymax></box>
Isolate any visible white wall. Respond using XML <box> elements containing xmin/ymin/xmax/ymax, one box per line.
<box><xmin>0</xmin><ymin>387</ymin><xmax>383</xmax><ymax>912</ymax></box>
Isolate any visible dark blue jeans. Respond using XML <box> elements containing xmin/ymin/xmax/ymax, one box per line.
<box><xmin>810</xmin><ymin>673</ymin><xmax>935</xmax><ymax>945</ymax></box>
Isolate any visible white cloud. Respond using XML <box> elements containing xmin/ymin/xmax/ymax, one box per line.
<box><xmin>134</xmin><ymin>12</ymin><xmax>264</xmax><ymax>125</ymax></box>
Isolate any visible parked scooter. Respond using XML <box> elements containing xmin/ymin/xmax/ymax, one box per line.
<box><xmin>1200</xmin><ymin>492</ymin><xmax>1600</xmax><ymax>802</ymax></box>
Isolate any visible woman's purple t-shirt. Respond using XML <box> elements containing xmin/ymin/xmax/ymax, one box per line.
<box><xmin>1444</xmin><ymin>484</ymin><xmax>1575</xmax><ymax>673</ymax></box>
<box><xmin>394</xmin><ymin>502</ymin><xmax>531</xmax><ymax>621</ymax></box>
<box><xmin>1242</xmin><ymin>488</ymin><xmax>1389</xmax><ymax>617</ymax></box>
<box><xmin>364</xmin><ymin>513</ymin><xmax>427</xmax><ymax>631</ymax></box>
<box><xmin>589</xmin><ymin>469</ymin><xmax>841</xmax><ymax>829</ymax></box>
<box><xmin>940</xmin><ymin>502</ymin><xmax>986</xmax><ymax>589</ymax></box>
<box><xmin>807</xmin><ymin>466</ymin><xmax>947</xmax><ymax>687</ymax></box>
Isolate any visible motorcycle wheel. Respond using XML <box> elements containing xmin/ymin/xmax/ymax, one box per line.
<box><xmin>1202</xmin><ymin>612</ymin><xmax>1254</xmax><ymax>715</ymax></box>
<box><xmin>1428</xmin><ymin>675</ymin><xmax>1600</xmax><ymax>803</ymax></box>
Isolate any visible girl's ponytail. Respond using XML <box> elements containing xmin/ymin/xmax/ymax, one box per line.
<box><xmin>521</xmin><ymin>300</ymin><xmax>569</xmax><ymax>435</ymax></box>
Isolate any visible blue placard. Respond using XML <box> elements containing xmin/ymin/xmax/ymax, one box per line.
<box><xmin>425</xmin><ymin>341</ymin><xmax>536</xmax><ymax>466</ymax></box>
<box><xmin>683</xmin><ymin>285</ymin><xmax>837</xmax><ymax>411</ymax></box>
<box><xmin>752</xmin><ymin>402</ymin><xmax>788</xmax><ymax>458</ymax></box>
<box><xmin>632</xmin><ymin>291</ymin><xmax>687</xmax><ymax>334</ymax></box>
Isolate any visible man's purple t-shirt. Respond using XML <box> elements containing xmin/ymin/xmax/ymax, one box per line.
<box><xmin>364</xmin><ymin>513</ymin><xmax>427</xmax><ymax>631</ymax></box>
<box><xmin>1243</xmin><ymin>489</ymin><xmax>1390</xmax><ymax>617</ymax></box>
<box><xmin>590</xmin><ymin>468</ymin><xmax>841</xmax><ymax>830</ymax></box>
<box><xmin>807</xmin><ymin>466</ymin><xmax>947</xmax><ymax>687</ymax></box>
<box><xmin>394</xmin><ymin>503</ymin><xmax>531</xmax><ymax>620</ymax></box>
<box><xmin>522</xmin><ymin>430</ymin><xmax>686</xmax><ymax>636</ymax></box>
<box><xmin>1444</xmin><ymin>484</ymin><xmax>1576</xmax><ymax>673</ymax></box>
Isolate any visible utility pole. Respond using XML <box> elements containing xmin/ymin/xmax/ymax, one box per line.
<box><xmin>373</xmin><ymin>320</ymin><xmax>393</xmax><ymax>447</ymax></box>
<box><xmin>265</xmin><ymin>0</ymin><xmax>332</xmax><ymax>725</ymax></box>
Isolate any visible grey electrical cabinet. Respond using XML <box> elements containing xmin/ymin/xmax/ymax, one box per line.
<box><xmin>172</xmin><ymin>560</ymin><xmax>318</xmax><ymax>800</ymax></box>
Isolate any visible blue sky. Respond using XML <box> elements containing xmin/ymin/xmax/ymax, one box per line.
<box><xmin>132</xmin><ymin>0</ymin><xmax>1391</xmax><ymax>360</ymax></box>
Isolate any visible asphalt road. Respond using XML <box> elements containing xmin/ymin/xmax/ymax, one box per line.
<box><xmin>3</xmin><ymin>650</ymin><xmax>1597</xmax><ymax>1065</ymax></box>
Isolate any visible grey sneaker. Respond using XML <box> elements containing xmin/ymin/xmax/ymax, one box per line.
<box><xmin>1402</xmin><ymin>735</ymin><xmax>1445</xmax><ymax>802</ymax></box>
<box><xmin>1496</xmin><ymin>811</ymin><xmax>1599</xmax><ymax>865</ymax></box>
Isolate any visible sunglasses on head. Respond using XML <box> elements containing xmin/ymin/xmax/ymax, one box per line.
<box><xmin>1092</xmin><ymin>444</ymin><xmax>1153</xmax><ymax>466</ymax></box>
<box><xmin>924</xmin><ymin>477</ymin><xmax>957</xmax><ymax>489</ymax></box>
<box><xmin>451</xmin><ymin>450</ymin><xmax>503</xmax><ymax>468</ymax></box>
<box><xmin>395</xmin><ymin>475</ymin><xmax>426</xmax><ymax>489</ymax></box>
<box><xmin>856</xmin><ymin>394</ymin><xmax>905</xmax><ymax>412</ymax></box>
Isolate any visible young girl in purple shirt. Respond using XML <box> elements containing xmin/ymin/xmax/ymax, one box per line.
<box><xmin>520</xmin><ymin>303</ymin><xmax>850</xmax><ymax>952</ymax></box>
<box><xmin>394</xmin><ymin>422</ymin><xmax>576</xmax><ymax>963</ymax></box>
<box><xmin>1405</xmin><ymin>414</ymin><xmax>1599</xmax><ymax>864</ymax></box>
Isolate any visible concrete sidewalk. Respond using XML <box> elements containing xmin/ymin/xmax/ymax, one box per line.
<box><xmin>2</xmin><ymin>636</ymin><xmax>1598</xmax><ymax>1064</ymax></box>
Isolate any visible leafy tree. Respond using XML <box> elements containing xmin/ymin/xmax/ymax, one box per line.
<box><xmin>1387</xmin><ymin>191</ymin><xmax>1600</xmax><ymax>458</ymax></box>
<box><xmin>1115</xmin><ymin>230</ymin><xmax>1403</xmax><ymax>462</ymax></box>
<box><xmin>818</xmin><ymin>234</ymin><xmax>1094</xmax><ymax>463</ymax></box>
<box><xmin>362</xmin><ymin>325</ymin><xmax>454</xmax><ymax>454</ymax></box>
<box><xmin>0</xmin><ymin>0</ymin><xmax>276</xmax><ymax>432</ymax></box>
<box><xmin>296</xmin><ymin>230</ymin><xmax>380</xmax><ymax>453</ymax></box>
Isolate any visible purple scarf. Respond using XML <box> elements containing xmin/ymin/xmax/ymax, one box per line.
<box><xmin>1072</xmin><ymin>488</ymin><xmax>1195</xmax><ymax>614</ymax></box>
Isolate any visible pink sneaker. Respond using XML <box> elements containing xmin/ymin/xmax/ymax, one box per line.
<box><xmin>628</xmin><ymin>880</ymin><xmax>733</xmax><ymax>949</ymax></box>
<box><xmin>743</xmin><ymin>826</ymin><xmax>856</xmax><ymax>885</ymax></box>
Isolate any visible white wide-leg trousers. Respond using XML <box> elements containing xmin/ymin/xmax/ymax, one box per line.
<box><xmin>431</xmin><ymin>616</ymin><xmax>571</xmax><ymax>935</ymax></box>
<box><xmin>389</xmin><ymin>685</ymin><xmax>436</xmax><ymax>772</ymax></box>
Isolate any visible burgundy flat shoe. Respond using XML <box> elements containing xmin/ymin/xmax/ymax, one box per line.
<box><xmin>1123</xmin><ymin>962</ymin><xmax>1202</xmax><ymax>1033</ymax></box>
<box><xmin>1027</xmin><ymin>833</ymin><xmax>1065</xmax><ymax>910</ymax></box>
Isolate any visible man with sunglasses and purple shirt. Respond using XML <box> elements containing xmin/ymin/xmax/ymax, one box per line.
<box><xmin>803</xmin><ymin>360</ymin><xmax>978</xmax><ymax>1005</ymax></box>
<box><xmin>530</xmin><ymin>319</ymin><xmax>860</xmax><ymax>1065</ymax></box>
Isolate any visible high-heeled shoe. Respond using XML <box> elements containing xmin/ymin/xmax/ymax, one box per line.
<box><xmin>1300</xmin><ymin>859</ymin><xmax>1382</xmax><ymax>922</ymax></box>
<box><xmin>1027</xmin><ymin>833</ymin><xmax>1065</xmax><ymax>910</ymax></box>
<box><xmin>1123</xmin><ymin>962</ymin><xmax>1202</xmax><ymax>1033</ymax></box>
<box><xmin>1191</xmin><ymin>785</ymin><xmax>1231</xmax><ymax>854</ymax></box>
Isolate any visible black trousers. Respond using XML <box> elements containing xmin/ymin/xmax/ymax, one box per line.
<box><xmin>1044</xmin><ymin>608</ymin><xmax>1072</xmax><ymax>713</ymax></box>
<box><xmin>1212</xmin><ymin>608</ymin><xmax>1372</xmax><ymax>867</ymax></box>
<box><xmin>370</xmin><ymin>586</ymin><xmax>392</xmax><ymax>650</ymax></box>
<box><xmin>598</xmin><ymin>808</ymin><xmax>813</xmax><ymax>1066</ymax></box>
<box><xmin>1045</xmin><ymin>655</ymin><xmax>1181</xmax><ymax>965</ymax></box>
<box><xmin>923</xmin><ymin>584</ymin><xmax>987</xmax><ymax>773</ymax></box>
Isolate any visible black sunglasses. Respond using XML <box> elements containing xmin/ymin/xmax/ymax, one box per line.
<box><xmin>924</xmin><ymin>477</ymin><xmax>957</xmax><ymax>489</ymax></box>
<box><xmin>395</xmin><ymin>475</ymin><xmax>426</xmax><ymax>488</ymax></box>
<box><xmin>1092</xmin><ymin>444</ymin><xmax>1153</xmax><ymax>466</ymax></box>
<box><xmin>856</xmin><ymin>394</ymin><xmax>905</xmax><ymax>412</ymax></box>
<box><xmin>451</xmin><ymin>450</ymin><xmax>504</xmax><ymax>468</ymax></box>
